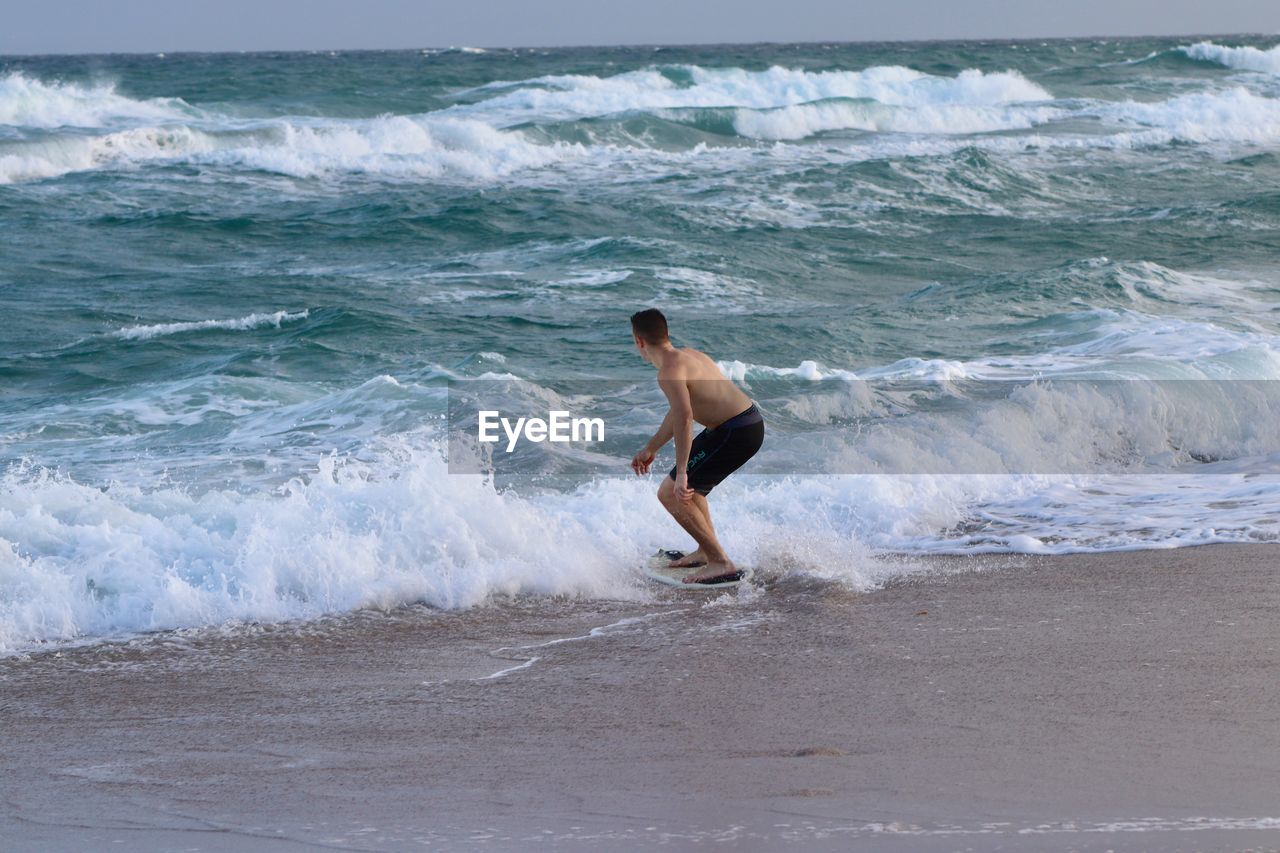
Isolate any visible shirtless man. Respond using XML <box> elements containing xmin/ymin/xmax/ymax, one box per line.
<box><xmin>628</xmin><ymin>309</ymin><xmax>765</xmax><ymax>584</ymax></box>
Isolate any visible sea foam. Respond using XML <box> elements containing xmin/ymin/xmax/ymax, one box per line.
<box><xmin>4</xmin><ymin>423</ymin><xmax>1277</xmax><ymax>653</ymax></box>
<box><xmin>0</xmin><ymin>438</ymin><xmax>893</xmax><ymax>653</ymax></box>
<box><xmin>0</xmin><ymin>72</ymin><xmax>192</xmax><ymax>128</ymax></box>
<box><xmin>0</xmin><ymin>447</ymin><xmax>641</xmax><ymax>652</ymax></box>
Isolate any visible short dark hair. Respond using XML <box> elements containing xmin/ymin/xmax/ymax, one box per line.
<box><xmin>630</xmin><ymin>308</ymin><xmax>669</xmax><ymax>344</ymax></box>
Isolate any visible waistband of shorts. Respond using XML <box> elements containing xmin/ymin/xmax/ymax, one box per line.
<box><xmin>716</xmin><ymin>403</ymin><xmax>762</xmax><ymax>430</ymax></box>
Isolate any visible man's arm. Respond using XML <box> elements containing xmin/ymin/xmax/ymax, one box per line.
<box><xmin>631</xmin><ymin>403</ymin><xmax>677</xmax><ymax>475</ymax></box>
<box><xmin>658</xmin><ymin>369</ymin><xmax>695</xmax><ymax>500</ymax></box>
<box><xmin>646</xmin><ymin>408</ymin><xmax>676</xmax><ymax>454</ymax></box>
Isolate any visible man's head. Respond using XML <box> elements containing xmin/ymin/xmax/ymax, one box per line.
<box><xmin>631</xmin><ymin>308</ymin><xmax>669</xmax><ymax>362</ymax></box>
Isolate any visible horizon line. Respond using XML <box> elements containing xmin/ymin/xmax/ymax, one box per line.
<box><xmin>1</xmin><ymin>30</ymin><xmax>1275</xmax><ymax>60</ymax></box>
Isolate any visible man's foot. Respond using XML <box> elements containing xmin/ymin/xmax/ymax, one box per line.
<box><xmin>682</xmin><ymin>559</ymin><xmax>739</xmax><ymax>585</ymax></box>
<box><xmin>668</xmin><ymin>548</ymin><xmax>707</xmax><ymax>568</ymax></box>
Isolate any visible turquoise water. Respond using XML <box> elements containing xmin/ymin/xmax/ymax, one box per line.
<box><xmin>3</xmin><ymin>36</ymin><xmax>1280</xmax><ymax>649</ymax></box>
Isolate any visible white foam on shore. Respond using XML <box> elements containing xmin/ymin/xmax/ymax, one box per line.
<box><xmin>469</xmin><ymin>612</ymin><xmax>684</xmax><ymax>681</ymax></box>
<box><xmin>0</xmin><ymin>445</ymin><xmax>649</xmax><ymax>653</ymax></box>
<box><xmin>731</xmin><ymin>814</ymin><xmax>1280</xmax><ymax>842</ymax></box>
<box><xmin>3</xmin><ymin>421</ymin><xmax>1279</xmax><ymax>654</ymax></box>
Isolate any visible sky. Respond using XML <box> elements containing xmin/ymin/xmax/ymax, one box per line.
<box><xmin>3</xmin><ymin>0</ymin><xmax>1277</xmax><ymax>55</ymax></box>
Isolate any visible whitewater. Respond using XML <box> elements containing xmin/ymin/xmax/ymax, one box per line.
<box><xmin>3</xmin><ymin>35</ymin><xmax>1280</xmax><ymax>651</ymax></box>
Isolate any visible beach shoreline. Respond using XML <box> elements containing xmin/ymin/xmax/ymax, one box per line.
<box><xmin>3</xmin><ymin>542</ymin><xmax>1280</xmax><ymax>850</ymax></box>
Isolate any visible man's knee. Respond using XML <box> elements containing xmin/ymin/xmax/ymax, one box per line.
<box><xmin>656</xmin><ymin>477</ymin><xmax>675</xmax><ymax>506</ymax></box>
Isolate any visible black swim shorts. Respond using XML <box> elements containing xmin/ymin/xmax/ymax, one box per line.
<box><xmin>668</xmin><ymin>403</ymin><xmax>765</xmax><ymax>495</ymax></box>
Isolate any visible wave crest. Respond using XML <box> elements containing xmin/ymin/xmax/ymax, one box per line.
<box><xmin>460</xmin><ymin>64</ymin><xmax>1053</xmax><ymax>126</ymax></box>
<box><xmin>0</xmin><ymin>125</ymin><xmax>214</xmax><ymax>183</ymax></box>
<box><xmin>1107</xmin><ymin>87</ymin><xmax>1280</xmax><ymax>144</ymax></box>
<box><xmin>0</xmin><ymin>72</ymin><xmax>193</xmax><ymax>128</ymax></box>
<box><xmin>208</xmin><ymin>116</ymin><xmax>578</xmax><ymax>179</ymax></box>
<box><xmin>1179</xmin><ymin>41</ymin><xmax>1280</xmax><ymax>75</ymax></box>
<box><xmin>0</xmin><ymin>116</ymin><xmax>582</xmax><ymax>184</ymax></box>
<box><xmin>116</xmin><ymin>310</ymin><xmax>310</xmax><ymax>341</ymax></box>
<box><xmin>6</xmin><ymin>63</ymin><xmax>1280</xmax><ymax>186</ymax></box>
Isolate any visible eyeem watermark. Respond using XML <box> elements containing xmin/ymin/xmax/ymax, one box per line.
<box><xmin>478</xmin><ymin>410</ymin><xmax>605</xmax><ymax>452</ymax></box>
<box><xmin>449</xmin><ymin>377</ymin><xmax>1280</xmax><ymax>477</ymax></box>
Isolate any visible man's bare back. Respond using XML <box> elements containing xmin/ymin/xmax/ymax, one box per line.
<box><xmin>654</xmin><ymin>347</ymin><xmax>753</xmax><ymax>430</ymax></box>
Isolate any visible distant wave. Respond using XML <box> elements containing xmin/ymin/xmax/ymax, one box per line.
<box><xmin>705</xmin><ymin>99</ymin><xmax>1063</xmax><ymax>140</ymax></box>
<box><xmin>116</xmin><ymin>310</ymin><xmax>310</xmax><ymax>341</ymax></box>
<box><xmin>0</xmin><ymin>72</ymin><xmax>194</xmax><ymax>128</ymax></box>
<box><xmin>1105</xmin><ymin>87</ymin><xmax>1280</xmax><ymax>144</ymax></box>
<box><xmin>203</xmin><ymin>116</ymin><xmax>578</xmax><ymax>180</ymax></box>
<box><xmin>456</xmin><ymin>64</ymin><xmax>1054</xmax><ymax>126</ymax></box>
<box><xmin>5</xmin><ymin>65</ymin><xmax>1280</xmax><ymax>186</ymax></box>
<box><xmin>435</xmin><ymin>61</ymin><xmax>1280</xmax><ymax>151</ymax></box>
<box><xmin>0</xmin><ymin>116</ymin><xmax>582</xmax><ymax>184</ymax></box>
<box><xmin>1179</xmin><ymin>41</ymin><xmax>1280</xmax><ymax>75</ymax></box>
<box><xmin>721</xmin><ymin>311</ymin><xmax>1280</xmax><ymax>382</ymax></box>
<box><xmin>0</xmin><ymin>125</ymin><xmax>214</xmax><ymax>183</ymax></box>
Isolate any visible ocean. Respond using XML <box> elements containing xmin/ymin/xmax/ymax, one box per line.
<box><xmin>3</xmin><ymin>36</ymin><xmax>1280</xmax><ymax>652</ymax></box>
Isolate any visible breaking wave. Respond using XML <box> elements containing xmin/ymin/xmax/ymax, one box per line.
<box><xmin>6</xmin><ymin>59</ymin><xmax>1280</xmax><ymax>186</ymax></box>
<box><xmin>0</xmin><ymin>116</ymin><xmax>583</xmax><ymax>184</ymax></box>
<box><xmin>1104</xmin><ymin>87</ymin><xmax>1280</xmax><ymax>144</ymax></box>
<box><xmin>0</xmin><ymin>72</ymin><xmax>194</xmax><ymax>128</ymax></box>
<box><xmin>458</xmin><ymin>64</ymin><xmax>1054</xmax><ymax>125</ymax></box>
<box><xmin>1179</xmin><ymin>41</ymin><xmax>1280</xmax><ymax>75</ymax></box>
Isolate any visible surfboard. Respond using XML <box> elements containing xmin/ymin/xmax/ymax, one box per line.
<box><xmin>644</xmin><ymin>549</ymin><xmax>754</xmax><ymax>589</ymax></box>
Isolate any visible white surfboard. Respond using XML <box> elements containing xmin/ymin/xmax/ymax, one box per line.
<box><xmin>644</xmin><ymin>549</ymin><xmax>754</xmax><ymax>589</ymax></box>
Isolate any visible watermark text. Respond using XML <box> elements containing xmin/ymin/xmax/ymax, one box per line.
<box><xmin>478</xmin><ymin>410</ymin><xmax>606</xmax><ymax>452</ymax></box>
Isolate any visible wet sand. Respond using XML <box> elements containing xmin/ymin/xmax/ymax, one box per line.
<box><xmin>3</xmin><ymin>543</ymin><xmax>1280</xmax><ymax>851</ymax></box>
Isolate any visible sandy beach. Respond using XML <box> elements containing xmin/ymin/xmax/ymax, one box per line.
<box><xmin>2</xmin><ymin>543</ymin><xmax>1279</xmax><ymax>851</ymax></box>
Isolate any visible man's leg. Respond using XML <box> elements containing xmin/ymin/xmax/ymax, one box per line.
<box><xmin>662</xmin><ymin>490</ymin><xmax>718</xmax><ymax>567</ymax></box>
<box><xmin>657</xmin><ymin>478</ymin><xmax>736</xmax><ymax>582</ymax></box>
<box><xmin>688</xmin><ymin>492</ymin><xmax>715</xmax><ymax>535</ymax></box>
<box><xmin>680</xmin><ymin>492</ymin><xmax>739</xmax><ymax>582</ymax></box>
<box><xmin>657</xmin><ymin>477</ymin><xmax>720</xmax><ymax>554</ymax></box>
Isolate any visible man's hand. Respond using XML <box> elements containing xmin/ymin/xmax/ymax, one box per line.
<box><xmin>674</xmin><ymin>470</ymin><xmax>695</xmax><ymax>502</ymax></box>
<box><xmin>631</xmin><ymin>447</ymin><xmax>656</xmax><ymax>475</ymax></box>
